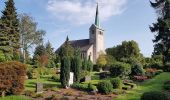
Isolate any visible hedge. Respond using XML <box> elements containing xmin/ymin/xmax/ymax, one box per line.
<box><xmin>141</xmin><ymin>91</ymin><xmax>169</xmax><ymax>100</ymax></box>
<box><xmin>0</xmin><ymin>61</ymin><xmax>26</xmax><ymax>96</ymax></box>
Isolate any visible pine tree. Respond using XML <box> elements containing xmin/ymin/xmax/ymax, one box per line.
<box><xmin>150</xmin><ymin>0</ymin><xmax>170</xmax><ymax>64</ymax></box>
<box><xmin>71</xmin><ymin>49</ymin><xmax>82</xmax><ymax>83</ymax></box>
<box><xmin>46</xmin><ymin>41</ymin><xmax>56</xmax><ymax>68</ymax></box>
<box><xmin>1</xmin><ymin>0</ymin><xmax>20</xmax><ymax>59</ymax></box>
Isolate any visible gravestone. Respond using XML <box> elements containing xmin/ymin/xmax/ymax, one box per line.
<box><xmin>36</xmin><ymin>82</ymin><xmax>43</xmax><ymax>93</ymax></box>
<box><xmin>68</xmin><ymin>72</ymin><xmax>74</xmax><ymax>86</ymax></box>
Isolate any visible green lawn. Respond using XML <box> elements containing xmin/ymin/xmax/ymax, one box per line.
<box><xmin>25</xmin><ymin>75</ymin><xmax>61</xmax><ymax>91</ymax></box>
<box><xmin>115</xmin><ymin>72</ymin><xmax>170</xmax><ymax>100</ymax></box>
<box><xmin>0</xmin><ymin>95</ymin><xmax>29</xmax><ymax>100</ymax></box>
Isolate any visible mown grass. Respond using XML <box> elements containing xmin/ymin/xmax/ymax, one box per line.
<box><xmin>115</xmin><ymin>72</ymin><xmax>170</xmax><ymax>100</ymax></box>
<box><xmin>0</xmin><ymin>95</ymin><xmax>29</xmax><ymax>100</ymax></box>
<box><xmin>25</xmin><ymin>75</ymin><xmax>61</xmax><ymax>91</ymax></box>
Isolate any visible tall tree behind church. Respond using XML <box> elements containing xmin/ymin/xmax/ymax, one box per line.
<box><xmin>150</xmin><ymin>0</ymin><xmax>170</xmax><ymax>64</ymax></box>
<box><xmin>1</xmin><ymin>0</ymin><xmax>20</xmax><ymax>60</ymax></box>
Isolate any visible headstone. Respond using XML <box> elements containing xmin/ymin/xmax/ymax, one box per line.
<box><xmin>36</xmin><ymin>82</ymin><xmax>43</xmax><ymax>93</ymax></box>
<box><xmin>68</xmin><ymin>72</ymin><xmax>74</xmax><ymax>86</ymax></box>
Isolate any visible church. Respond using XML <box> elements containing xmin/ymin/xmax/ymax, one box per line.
<box><xmin>57</xmin><ymin>4</ymin><xmax>105</xmax><ymax>64</ymax></box>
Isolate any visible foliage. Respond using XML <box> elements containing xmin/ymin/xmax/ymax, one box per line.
<box><xmin>141</xmin><ymin>91</ymin><xmax>169</xmax><ymax>100</ymax></box>
<box><xmin>0</xmin><ymin>50</ymin><xmax>6</xmax><ymax>62</ymax></box>
<box><xmin>51</xmin><ymin>75</ymin><xmax>60</xmax><ymax>82</ymax></box>
<box><xmin>60</xmin><ymin>56</ymin><xmax>71</xmax><ymax>88</ymax></box>
<box><xmin>110</xmin><ymin>62</ymin><xmax>131</xmax><ymax>79</ymax></box>
<box><xmin>71</xmin><ymin>83</ymin><xmax>96</xmax><ymax>92</ymax></box>
<box><xmin>45</xmin><ymin>41</ymin><xmax>56</xmax><ymax>68</ymax></box>
<box><xmin>97</xmin><ymin>81</ymin><xmax>113</xmax><ymax>94</ymax></box>
<box><xmin>163</xmin><ymin>81</ymin><xmax>170</xmax><ymax>90</ymax></box>
<box><xmin>131</xmin><ymin>62</ymin><xmax>145</xmax><ymax>76</ymax></box>
<box><xmin>165</xmin><ymin>62</ymin><xmax>170</xmax><ymax>72</ymax></box>
<box><xmin>106</xmin><ymin>40</ymin><xmax>141</xmax><ymax>61</ymax></box>
<box><xmin>19</xmin><ymin>14</ymin><xmax>45</xmax><ymax>63</ymax></box>
<box><xmin>0</xmin><ymin>0</ymin><xmax>20</xmax><ymax>60</ymax></box>
<box><xmin>110</xmin><ymin>78</ymin><xmax>122</xmax><ymax>89</ymax></box>
<box><xmin>87</xmin><ymin>59</ymin><xmax>93</xmax><ymax>72</ymax></box>
<box><xmin>0</xmin><ymin>61</ymin><xmax>26</xmax><ymax>96</ymax></box>
<box><xmin>96</xmin><ymin>54</ymin><xmax>107</xmax><ymax>68</ymax></box>
<box><xmin>150</xmin><ymin>0</ymin><xmax>170</xmax><ymax>65</ymax></box>
<box><xmin>71</xmin><ymin>49</ymin><xmax>82</xmax><ymax>83</ymax></box>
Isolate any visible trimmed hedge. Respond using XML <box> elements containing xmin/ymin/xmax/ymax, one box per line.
<box><xmin>97</xmin><ymin>81</ymin><xmax>113</xmax><ymax>94</ymax></box>
<box><xmin>71</xmin><ymin>83</ymin><xmax>96</xmax><ymax>92</ymax></box>
<box><xmin>141</xmin><ymin>91</ymin><xmax>169</xmax><ymax>100</ymax></box>
<box><xmin>0</xmin><ymin>61</ymin><xmax>26</xmax><ymax>96</ymax></box>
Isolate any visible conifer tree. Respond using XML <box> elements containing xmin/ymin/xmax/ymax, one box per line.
<box><xmin>60</xmin><ymin>56</ymin><xmax>70</xmax><ymax>88</ymax></box>
<box><xmin>1</xmin><ymin>0</ymin><xmax>20</xmax><ymax>59</ymax></box>
<box><xmin>150</xmin><ymin>0</ymin><xmax>170</xmax><ymax>64</ymax></box>
<box><xmin>71</xmin><ymin>49</ymin><xmax>82</xmax><ymax>83</ymax></box>
<box><xmin>46</xmin><ymin>41</ymin><xmax>56</xmax><ymax>68</ymax></box>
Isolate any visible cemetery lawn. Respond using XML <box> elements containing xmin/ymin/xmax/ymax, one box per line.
<box><xmin>25</xmin><ymin>75</ymin><xmax>61</xmax><ymax>91</ymax></box>
<box><xmin>115</xmin><ymin>72</ymin><xmax>170</xmax><ymax>100</ymax></box>
<box><xmin>0</xmin><ymin>95</ymin><xmax>29</xmax><ymax>100</ymax></box>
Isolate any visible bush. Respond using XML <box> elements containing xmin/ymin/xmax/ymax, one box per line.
<box><xmin>110</xmin><ymin>78</ymin><xmax>122</xmax><ymax>89</ymax></box>
<box><xmin>122</xmin><ymin>85</ymin><xmax>131</xmax><ymax>90</ymax></box>
<box><xmin>51</xmin><ymin>75</ymin><xmax>60</xmax><ymax>82</ymax></box>
<box><xmin>99</xmin><ymin>72</ymin><xmax>110</xmax><ymax>79</ymax></box>
<box><xmin>165</xmin><ymin>63</ymin><xmax>170</xmax><ymax>72</ymax></box>
<box><xmin>0</xmin><ymin>50</ymin><xmax>6</xmax><ymax>62</ymax></box>
<box><xmin>164</xmin><ymin>81</ymin><xmax>170</xmax><ymax>90</ymax></box>
<box><xmin>110</xmin><ymin>62</ymin><xmax>131</xmax><ymax>79</ymax></box>
<box><xmin>131</xmin><ymin>62</ymin><xmax>144</xmax><ymax>76</ymax></box>
<box><xmin>88</xmin><ymin>83</ymin><xmax>97</xmax><ymax>91</ymax></box>
<box><xmin>141</xmin><ymin>91</ymin><xmax>169</xmax><ymax>100</ymax></box>
<box><xmin>71</xmin><ymin>83</ymin><xmax>96</xmax><ymax>92</ymax></box>
<box><xmin>97</xmin><ymin>81</ymin><xmax>113</xmax><ymax>94</ymax></box>
<box><xmin>0</xmin><ymin>61</ymin><xmax>26</xmax><ymax>96</ymax></box>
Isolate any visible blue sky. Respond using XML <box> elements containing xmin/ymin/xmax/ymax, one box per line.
<box><xmin>0</xmin><ymin>0</ymin><xmax>157</xmax><ymax>57</ymax></box>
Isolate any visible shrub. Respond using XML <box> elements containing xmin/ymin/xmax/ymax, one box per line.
<box><xmin>88</xmin><ymin>83</ymin><xmax>97</xmax><ymax>91</ymax></box>
<box><xmin>0</xmin><ymin>61</ymin><xmax>26</xmax><ymax>96</ymax></box>
<box><xmin>51</xmin><ymin>75</ymin><xmax>60</xmax><ymax>82</ymax></box>
<box><xmin>0</xmin><ymin>50</ymin><xmax>6</xmax><ymax>62</ymax></box>
<box><xmin>99</xmin><ymin>72</ymin><xmax>110</xmax><ymax>79</ymax></box>
<box><xmin>131</xmin><ymin>63</ymin><xmax>144</xmax><ymax>76</ymax></box>
<box><xmin>71</xmin><ymin>83</ymin><xmax>96</xmax><ymax>92</ymax></box>
<box><xmin>110</xmin><ymin>78</ymin><xmax>122</xmax><ymax>89</ymax></box>
<box><xmin>110</xmin><ymin>62</ymin><xmax>131</xmax><ymax>79</ymax></box>
<box><xmin>141</xmin><ymin>91</ymin><xmax>169</xmax><ymax>100</ymax></box>
<box><xmin>97</xmin><ymin>81</ymin><xmax>113</xmax><ymax>94</ymax></box>
<box><xmin>164</xmin><ymin>81</ymin><xmax>170</xmax><ymax>90</ymax></box>
<box><xmin>165</xmin><ymin>63</ymin><xmax>170</xmax><ymax>72</ymax></box>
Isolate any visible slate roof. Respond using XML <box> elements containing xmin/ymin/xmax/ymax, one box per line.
<box><xmin>56</xmin><ymin>39</ymin><xmax>92</xmax><ymax>53</ymax></box>
<box><xmin>69</xmin><ymin>39</ymin><xmax>92</xmax><ymax>52</ymax></box>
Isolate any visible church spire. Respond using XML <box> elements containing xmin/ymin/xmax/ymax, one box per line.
<box><xmin>95</xmin><ymin>3</ymin><xmax>100</xmax><ymax>28</ymax></box>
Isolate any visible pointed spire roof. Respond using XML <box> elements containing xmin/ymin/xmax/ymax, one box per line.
<box><xmin>66</xmin><ymin>35</ymin><xmax>69</xmax><ymax>42</ymax></box>
<box><xmin>95</xmin><ymin>3</ymin><xmax>100</xmax><ymax>28</ymax></box>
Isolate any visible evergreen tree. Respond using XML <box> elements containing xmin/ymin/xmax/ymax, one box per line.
<box><xmin>150</xmin><ymin>0</ymin><xmax>170</xmax><ymax>64</ymax></box>
<box><xmin>71</xmin><ymin>49</ymin><xmax>82</xmax><ymax>83</ymax></box>
<box><xmin>60</xmin><ymin>56</ymin><xmax>71</xmax><ymax>88</ymax></box>
<box><xmin>33</xmin><ymin>45</ymin><xmax>46</xmax><ymax>65</ymax></box>
<box><xmin>82</xmin><ymin>58</ymin><xmax>88</xmax><ymax>70</ymax></box>
<box><xmin>46</xmin><ymin>41</ymin><xmax>55</xmax><ymax>68</ymax></box>
<box><xmin>1</xmin><ymin>0</ymin><xmax>20</xmax><ymax>59</ymax></box>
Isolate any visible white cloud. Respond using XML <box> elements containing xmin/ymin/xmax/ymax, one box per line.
<box><xmin>47</xmin><ymin>0</ymin><xmax>127</xmax><ymax>25</ymax></box>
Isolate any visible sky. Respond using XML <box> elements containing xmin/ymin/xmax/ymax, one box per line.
<box><xmin>0</xmin><ymin>0</ymin><xmax>157</xmax><ymax>57</ymax></box>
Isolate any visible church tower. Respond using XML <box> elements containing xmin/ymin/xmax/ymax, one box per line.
<box><xmin>89</xmin><ymin>4</ymin><xmax>104</xmax><ymax>63</ymax></box>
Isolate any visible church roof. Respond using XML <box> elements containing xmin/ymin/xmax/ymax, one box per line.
<box><xmin>56</xmin><ymin>39</ymin><xmax>92</xmax><ymax>53</ymax></box>
<box><xmin>69</xmin><ymin>39</ymin><xmax>92</xmax><ymax>52</ymax></box>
